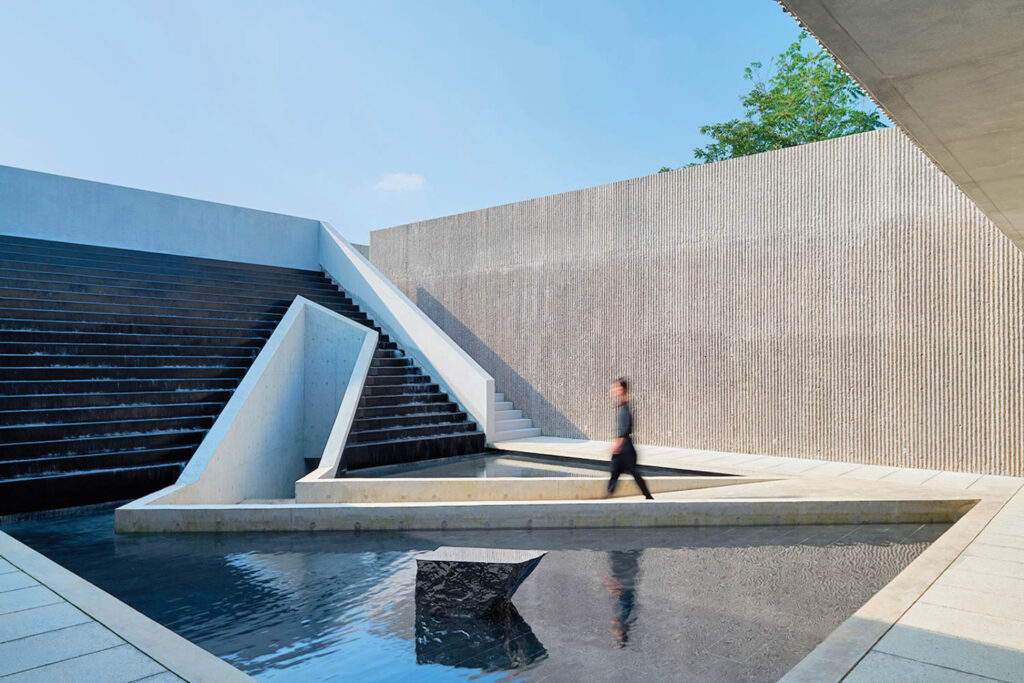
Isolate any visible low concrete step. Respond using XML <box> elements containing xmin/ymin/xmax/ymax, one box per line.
<box><xmin>495</xmin><ymin>417</ymin><xmax>533</xmax><ymax>431</ymax></box>
<box><xmin>493</xmin><ymin>427</ymin><xmax>543</xmax><ymax>441</ymax></box>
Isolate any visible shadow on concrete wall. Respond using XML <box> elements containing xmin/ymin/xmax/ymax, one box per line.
<box><xmin>415</xmin><ymin>288</ymin><xmax>586</xmax><ymax>439</ymax></box>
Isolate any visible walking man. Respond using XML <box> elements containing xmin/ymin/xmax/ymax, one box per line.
<box><xmin>607</xmin><ymin>378</ymin><xmax>654</xmax><ymax>500</ymax></box>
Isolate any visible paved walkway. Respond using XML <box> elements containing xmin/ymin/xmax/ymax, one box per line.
<box><xmin>0</xmin><ymin>532</ymin><xmax>248</xmax><ymax>682</ymax></box>
<box><xmin>495</xmin><ymin>436</ymin><xmax>1024</xmax><ymax>682</ymax></box>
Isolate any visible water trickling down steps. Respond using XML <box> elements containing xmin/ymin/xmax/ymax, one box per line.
<box><xmin>0</xmin><ymin>235</ymin><xmax>483</xmax><ymax>515</ymax></box>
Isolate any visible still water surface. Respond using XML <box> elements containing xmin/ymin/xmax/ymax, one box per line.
<box><xmin>5</xmin><ymin>514</ymin><xmax>947</xmax><ymax>682</ymax></box>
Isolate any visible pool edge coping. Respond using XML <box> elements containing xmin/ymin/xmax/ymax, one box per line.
<box><xmin>0</xmin><ymin>531</ymin><xmax>252</xmax><ymax>682</ymax></box>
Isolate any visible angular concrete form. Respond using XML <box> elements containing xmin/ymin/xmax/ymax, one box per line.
<box><xmin>778</xmin><ymin>0</ymin><xmax>1024</xmax><ymax>250</ymax></box>
<box><xmin>415</xmin><ymin>546</ymin><xmax>546</xmax><ymax>617</ymax></box>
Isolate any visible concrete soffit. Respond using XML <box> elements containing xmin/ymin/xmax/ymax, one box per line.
<box><xmin>775</xmin><ymin>0</ymin><xmax>1024</xmax><ymax>250</ymax></box>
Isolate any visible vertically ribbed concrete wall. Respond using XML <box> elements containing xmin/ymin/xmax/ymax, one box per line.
<box><xmin>371</xmin><ymin>128</ymin><xmax>1024</xmax><ymax>476</ymax></box>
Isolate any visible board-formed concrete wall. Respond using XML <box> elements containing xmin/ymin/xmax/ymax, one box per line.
<box><xmin>371</xmin><ymin>127</ymin><xmax>1024</xmax><ymax>476</ymax></box>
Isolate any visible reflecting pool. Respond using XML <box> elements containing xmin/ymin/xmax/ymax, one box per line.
<box><xmin>349</xmin><ymin>451</ymin><xmax>723</xmax><ymax>479</ymax></box>
<box><xmin>4</xmin><ymin>514</ymin><xmax>947</xmax><ymax>682</ymax></box>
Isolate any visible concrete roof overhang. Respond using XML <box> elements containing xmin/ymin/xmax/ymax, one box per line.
<box><xmin>778</xmin><ymin>0</ymin><xmax>1024</xmax><ymax>249</ymax></box>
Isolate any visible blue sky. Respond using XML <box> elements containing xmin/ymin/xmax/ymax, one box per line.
<box><xmin>0</xmin><ymin>1</ymin><xmax>806</xmax><ymax>243</ymax></box>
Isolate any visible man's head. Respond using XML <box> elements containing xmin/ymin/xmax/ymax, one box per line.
<box><xmin>609</xmin><ymin>377</ymin><xmax>629</xmax><ymax>399</ymax></box>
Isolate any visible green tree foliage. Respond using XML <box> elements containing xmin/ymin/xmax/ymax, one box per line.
<box><xmin>661</xmin><ymin>33</ymin><xmax>886</xmax><ymax>170</ymax></box>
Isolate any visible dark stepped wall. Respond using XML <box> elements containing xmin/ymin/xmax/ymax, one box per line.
<box><xmin>0</xmin><ymin>235</ymin><xmax>482</xmax><ymax>515</ymax></box>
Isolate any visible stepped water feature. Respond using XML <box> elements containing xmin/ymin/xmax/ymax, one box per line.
<box><xmin>0</xmin><ymin>235</ymin><xmax>483</xmax><ymax>515</ymax></box>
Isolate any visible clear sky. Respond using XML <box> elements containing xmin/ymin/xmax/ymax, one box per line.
<box><xmin>0</xmin><ymin>1</ymin><xmax>805</xmax><ymax>243</ymax></box>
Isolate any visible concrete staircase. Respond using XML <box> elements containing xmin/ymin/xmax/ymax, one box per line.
<box><xmin>492</xmin><ymin>392</ymin><xmax>542</xmax><ymax>441</ymax></box>
<box><xmin>0</xmin><ymin>235</ymin><xmax>482</xmax><ymax>515</ymax></box>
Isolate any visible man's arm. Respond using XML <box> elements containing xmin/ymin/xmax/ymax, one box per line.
<box><xmin>611</xmin><ymin>437</ymin><xmax>624</xmax><ymax>455</ymax></box>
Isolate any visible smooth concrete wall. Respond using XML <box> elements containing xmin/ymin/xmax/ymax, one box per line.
<box><xmin>139</xmin><ymin>298</ymin><xmax>373</xmax><ymax>506</ymax></box>
<box><xmin>371</xmin><ymin>127</ymin><xmax>1024</xmax><ymax>476</ymax></box>
<box><xmin>0</xmin><ymin>165</ymin><xmax>320</xmax><ymax>269</ymax></box>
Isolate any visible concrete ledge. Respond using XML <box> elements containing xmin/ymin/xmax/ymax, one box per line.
<box><xmin>295</xmin><ymin>475</ymin><xmax>771</xmax><ymax>504</ymax></box>
<box><xmin>0</xmin><ymin>532</ymin><xmax>248</xmax><ymax>682</ymax></box>
<box><xmin>112</xmin><ymin>496</ymin><xmax>974</xmax><ymax>533</ymax></box>
<box><xmin>780</xmin><ymin>497</ymin><xmax>1003</xmax><ymax>682</ymax></box>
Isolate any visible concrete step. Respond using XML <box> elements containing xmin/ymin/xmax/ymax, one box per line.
<box><xmin>0</xmin><ymin>428</ymin><xmax>208</xmax><ymax>460</ymax></box>
<box><xmin>0</xmin><ymin>265</ymin><xmax>346</xmax><ymax>302</ymax></box>
<box><xmin>0</xmin><ymin>321</ymin><xmax>276</xmax><ymax>342</ymax></box>
<box><xmin>495</xmin><ymin>417</ymin><xmax>533</xmax><ymax>431</ymax></box>
<box><xmin>0</xmin><ymin>366</ymin><xmax>247</xmax><ymax>382</ymax></box>
<box><xmin>0</xmin><ymin>377</ymin><xmax>240</xmax><ymax>395</ymax></box>
<box><xmin>0</xmin><ymin>297</ymin><xmax>288</xmax><ymax>321</ymax></box>
<box><xmin>0</xmin><ymin>353</ymin><xmax>255</xmax><ymax>368</ymax></box>
<box><xmin>0</xmin><ymin>237</ymin><xmax>327</xmax><ymax>282</ymax></box>
<box><xmin>340</xmin><ymin>431</ymin><xmax>486</xmax><ymax>471</ymax></box>
<box><xmin>0</xmin><ymin>306</ymin><xmax>283</xmax><ymax>328</ymax></box>
<box><xmin>495</xmin><ymin>409</ymin><xmax>522</xmax><ymax>420</ymax></box>
<box><xmin>355</xmin><ymin>401</ymin><xmax>459</xmax><ymax>419</ymax></box>
<box><xmin>0</xmin><ymin>462</ymin><xmax>183</xmax><ymax>515</ymax></box>
<box><xmin>0</xmin><ymin>341</ymin><xmax>261</xmax><ymax>357</ymax></box>
<box><xmin>0</xmin><ymin>389</ymin><xmax>234</xmax><ymax>411</ymax></box>
<box><xmin>0</xmin><ymin>401</ymin><xmax>226</xmax><ymax>426</ymax></box>
<box><xmin>0</xmin><ymin>414</ymin><xmax>217</xmax><ymax>443</ymax></box>
<box><xmin>350</xmin><ymin>411</ymin><xmax>469</xmax><ymax>432</ymax></box>
<box><xmin>361</xmin><ymin>382</ymin><xmax>440</xmax><ymax>397</ymax></box>
<box><xmin>0</xmin><ymin>447</ymin><xmax>192</xmax><ymax>479</ymax></box>
<box><xmin>357</xmin><ymin>392</ymin><xmax>452</xmax><ymax>408</ymax></box>
<box><xmin>493</xmin><ymin>427</ymin><xmax>543</xmax><ymax>441</ymax></box>
<box><xmin>363</xmin><ymin>373</ymin><xmax>431</xmax><ymax>387</ymax></box>
<box><xmin>0</xmin><ymin>325</ymin><xmax>272</xmax><ymax>343</ymax></box>
<box><xmin>347</xmin><ymin>420</ymin><xmax>477</xmax><ymax>444</ymax></box>
<box><xmin>0</xmin><ymin>279</ymin><xmax>357</xmax><ymax>313</ymax></box>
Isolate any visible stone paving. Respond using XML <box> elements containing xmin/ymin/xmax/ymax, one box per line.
<box><xmin>0</xmin><ymin>532</ymin><xmax>248</xmax><ymax>682</ymax></box>
<box><xmin>495</xmin><ymin>436</ymin><xmax>1024</xmax><ymax>682</ymax></box>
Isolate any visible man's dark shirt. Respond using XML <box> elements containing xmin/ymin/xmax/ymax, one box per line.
<box><xmin>616</xmin><ymin>401</ymin><xmax>633</xmax><ymax>440</ymax></box>
<box><xmin>615</xmin><ymin>401</ymin><xmax>636</xmax><ymax>461</ymax></box>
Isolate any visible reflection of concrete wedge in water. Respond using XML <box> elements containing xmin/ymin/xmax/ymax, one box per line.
<box><xmin>415</xmin><ymin>547</ymin><xmax>548</xmax><ymax>671</ymax></box>
<box><xmin>415</xmin><ymin>546</ymin><xmax>546</xmax><ymax>617</ymax></box>
<box><xmin>415</xmin><ymin>600</ymin><xmax>547</xmax><ymax>670</ymax></box>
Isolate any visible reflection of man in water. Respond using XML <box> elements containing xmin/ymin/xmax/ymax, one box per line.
<box><xmin>607</xmin><ymin>378</ymin><xmax>654</xmax><ymax>499</ymax></box>
<box><xmin>602</xmin><ymin>550</ymin><xmax>642</xmax><ymax>648</ymax></box>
